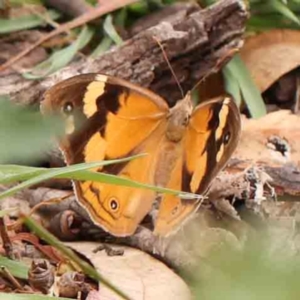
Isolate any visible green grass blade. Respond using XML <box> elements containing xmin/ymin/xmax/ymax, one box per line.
<box><xmin>0</xmin><ymin>155</ymin><xmax>145</xmax><ymax>184</ymax></box>
<box><xmin>0</xmin><ymin>10</ymin><xmax>60</xmax><ymax>34</ymax></box>
<box><xmin>272</xmin><ymin>0</ymin><xmax>300</xmax><ymax>25</ymax></box>
<box><xmin>247</xmin><ymin>14</ymin><xmax>300</xmax><ymax>30</ymax></box>
<box><xmin>0</xmin><ymin>165</ymin><xmax>44</xmax><ymax>184</ymax></box>
<box><xmin>0</xmin><ymin>154</ymin><xmax>197</xmax><ymax>201</ymax></box>
<box><xmin>114</xmin><ymin>7</ymin><xmax>128</xmax><ymax>28</ymax></box>
<box><xmin>67</xmin><ymin>170</ymin><xmax>183</xmax><ymax>195</ymax></box>
<box><xmin>0</xmin><ymin>97</ymin><xmax>63</xmax><ymax>164</ymax></box>
<box><xmin>24</xmin><ymin>216</ymin><xmax>131</xmax><ymax>300</ymax></box>
<box><xmin>0</xmin><ymin>256</ymin><xmax>29</xmax><ymax>279</ymax></box>
<box><xmin>91</xmin><ymin>36</ymin><xmax>113</xmax><ymax>58</ymax></box>
<box><xmin>103</xmin><ymin>14</ymin><xmax>123</xmax><ymax>45</ymax></box>
<box><xmin>0</xmin><ymin>293</ymin><xmax>74</xmax><ymax>300</ymax></box>
<box><xmin>10</xmin><ymin>0</ymin><xmax>43</xmax><ymax>4</ymax></box>
<box><xmin>222</xmin><ymin>67</ymin><xmax>242</xmax><ymax>106</ymax></box>
<box><xmin>0</xmin><ymin>155</ymin><xmax>145</xmax><ymax>198</ymax></box>
<box><xmin>127</xmin><ymin>1</ymin><xmax>149</xmax><ymax>15</ymax></box>
<box><xmin>23</xmin><ymin>26</ymin><xmax>94</xmax><ymax>79</ymax></box>
<box><xmin>224</xmin><ymin>55</ymin><xmax>266</xmax><ymax>118</ymax></box>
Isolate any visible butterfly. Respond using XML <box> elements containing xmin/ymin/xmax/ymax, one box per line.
<box><xmin>41</xmin><ymin>73</ymin><xmax>241</xmax><ymax>237</ymax></box>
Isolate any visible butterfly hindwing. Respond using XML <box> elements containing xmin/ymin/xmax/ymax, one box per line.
<box><xmin>154</xmin><ymin>96</ymin><xmax>241</xmax><ymax>236</ymax></box>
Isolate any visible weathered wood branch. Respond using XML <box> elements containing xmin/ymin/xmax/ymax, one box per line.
<box><xmin>0</xmin><ymin>0</ymin><xmax>247</xmax><ymax>106</ymax></box>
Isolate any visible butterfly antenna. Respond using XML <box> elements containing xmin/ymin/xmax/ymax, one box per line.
<box><xmin>153</xmin><ymin>36</ymin><xmax>184</xmax><ymax>98</ymax></box>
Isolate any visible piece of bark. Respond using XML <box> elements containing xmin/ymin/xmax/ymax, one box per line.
<box><xmin>0</xmin><ymin>0</ymin><xmax>248</xmax><ymax>106</ymax></box>
<box><xmin>0</xmin><ymin>31</ymin><xmax>47</xmax><ymax>75</ymax></box>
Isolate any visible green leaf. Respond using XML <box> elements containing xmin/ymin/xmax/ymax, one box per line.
<box><xmin>0</xmin><ymin>293</ymin><xmax>72</xmax><ymax>300</ymax></box>
<box><xmin>0</xmin><ymin>256</ymin><xmax>29</xmax><ymax>279</ymax></box>
<box><xmin>24</xmin><ymin>217</ymin><xmax>131</xmax><ymax>300</ymax></box>
<box><xmin>23</xmin><ymin>26</ymin><xmax>94</xmax><ymax>79</ymax></box>
<box><xmin>268</xmin><ymin>0</ymin><xmax>300</xmax><ymax>25</ymax></box>
<box><xmin>0</xmin><ymin>97</ymin><xmax>63</xmax><ymax>164</ymax></box>
<box><xmin>0</xmin><ymin>156</ymin><xmax>146</xmax><ymax>185</ymax></box>
<box><xmin>222</xmin><ymin>67</ymin><xmax>242</xmax><ymax>106</ymax></box>
<box><xmin>0</xmin><ymin>10</ymin><xmax>60</xmax><ymax>34</ymax></box>
<box><xmin>224</xmin><ymin>55</ymin><xmax>266</xmax><ymax>118</ymax></box>
<box><xmin>193</xmin><ymin>235</ymin><xmax>300</xmax><ymax>300</ymax></box>
<box><xmin>10</xmin><ymin>0</ymin><xmax>43</xmax><ymax>4</ymax></box>
<box><xmin>0</xmin><ymin>155</ymin><xmax>144</xmax><ymax>198</ymax></box>
<box><xmin>127</xmin><ymin>1</ymin><xmax>149</xmax><ymax>15</ymax></box>
<box><xmin>0</xmin><ymin>165</ymin><xmax>45</xmax><ymax>184</ymax></box>
<box><xmin>114</xmin><ymin>8</ymin><xmax>128</xmax><ymax>28</ymax></box>
<box><xmin>251</xmin><ymin>0</ymin><xmax>300</xmax><ymax>26</ymax></box>
<box><xmin>247</xmin><ymin>14</ymin><xmax>300</xmax><ymax>30</ymax></box>
<box><xmin>103</xmin><ymin>14</ymin><xmax>123</xmax><ymax>45</ymax></box>
<box><xmin>91</xmin><ymin>36</ymin><xmax>113</xmax><ymax>58</ymax></box>
<box><xmin>200</xmin><ymin>0</ymin><xmax>217</xmax><ymax>6</ymax></box>
<box><xmin>91</xmin><ymin>9</ymin><xmax>126</xmax><ymax>58</ymax></box>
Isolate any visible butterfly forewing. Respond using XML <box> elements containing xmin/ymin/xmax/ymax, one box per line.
<box><xmin>42</xmin><ymin>74</ymin><xmax>170</xmax><ymax>236</ymax></box>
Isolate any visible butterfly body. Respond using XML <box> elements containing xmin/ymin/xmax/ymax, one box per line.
<box><xmin>41</xmin><ymin>73</ymin><xmax>241</xmax><ymax>237</ymax></box>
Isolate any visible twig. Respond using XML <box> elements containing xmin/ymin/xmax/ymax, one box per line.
<box><xmin>0</xmin><ymin>0</ymin><xmax>138</xmax><ymax>72</ymax></box>
<box><xmin>0</xmin><ymin>217</ymin><xmax>14</xmax><ymax>259</ymax></box>
<box><xmin>1</xmin><ymin>266</ymin><xmax>23</xmax><ymax>290</ymax></box>
<box><xmin>8</xmin><ymin>192</ymin><xmax>73</xmax><ymax>231</ymax></box>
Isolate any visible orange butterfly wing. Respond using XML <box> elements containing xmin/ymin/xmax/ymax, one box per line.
<box><xmin>42</xmin><ymin>74</ymin><xmax>169</xmax><ymax>236</ymax></box>
<box><xmin>154</xmin><ymin>97</ymin><xmax>241</xmax><ymax>236</ymax></box>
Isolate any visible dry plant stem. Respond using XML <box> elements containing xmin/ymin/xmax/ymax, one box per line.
<box><xmin>44</xmin><ymin>0</ymin><xmax>92</xmax><ymax>17</ymax></box>
<box><xmin>8</xmin><ymin>192</ymin><xmax>74</xmax><ymax>231</ymax></box>
<box><xmin>0</xmin><ymin>0</ymin><xmax>247</xmax><ymax>106</ymax></box>
<box><xmin>1</xmin><ymin>266</ymin><xmax>23</xmax><ymax>290</ymax></box>
<box><xmin>0</xmin><ymin>0</ymin><xmax>138</xmax><ymax>73</ymax></box>
<box><xmin>0</xmin><ymin>217</ymin><xmax>14</xmax><ymax>260</ymax></box>
<box><xmin>26</xmin><ymin>188</ymin><xmax>89</xmax><ymax>219</ymax></box>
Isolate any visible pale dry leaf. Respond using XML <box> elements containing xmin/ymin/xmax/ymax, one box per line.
<box><xmin>86</xmin><ymin>289</ymin><xmax>102</xmax><ymax>300</ymax></box>
<box><xmin>240</xmin><ymin>29</ymin><xmax>300</xmax><ymax>92</ymax></box>
<box><xmin>234</xmin><ymin>110</ymin><xmax>300</xmax><ymax>165</ymax></box>
<box><xmin>64</xmin><ymin>242</ymin><xmax>191</xmax><ymax>300</ymax></box>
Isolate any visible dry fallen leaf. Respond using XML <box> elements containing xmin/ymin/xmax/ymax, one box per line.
<box><xmin>228</xmin><ymin>110</ymin><xmax>300</xmax><ymax>196</ymax></box>
<box><xmin>65</xmin><ymin>242</ymin><xmax>191</xmax><ymax>300</ymax></box>
<box><xmin>234</xmin><ymin>110</ymin><xmax>300</xmax><ymax>166</ymax></box>
<box><xmin>240</xmin><ymin>29</ymin><xmax>300</xmax><ymax>93</ymax></box>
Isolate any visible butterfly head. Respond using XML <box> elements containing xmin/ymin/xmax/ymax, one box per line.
<box><xmin>166</xmin><ymin>92</ymin><xmax>193</xmax><ymax>142</ymax></box>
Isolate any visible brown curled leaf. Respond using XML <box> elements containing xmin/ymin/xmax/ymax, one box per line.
<box><xmin>58</xmin><ymin>271</ymin><xmax>90</xmax><ymax>298</ymax></box>
<box><xmin>49</xmin><ymin>210</ymin><xmax>83</xmax><ymax>241</ymax></box>
<box><xmin>240</xmin><ymin>29</ymin><xmax>300</xmax><ymax>93</ymax></box>
<box><xmin>28</xmin><ymin>259</ymin><xmax>54</xmax><ymax>294</ymax></box>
